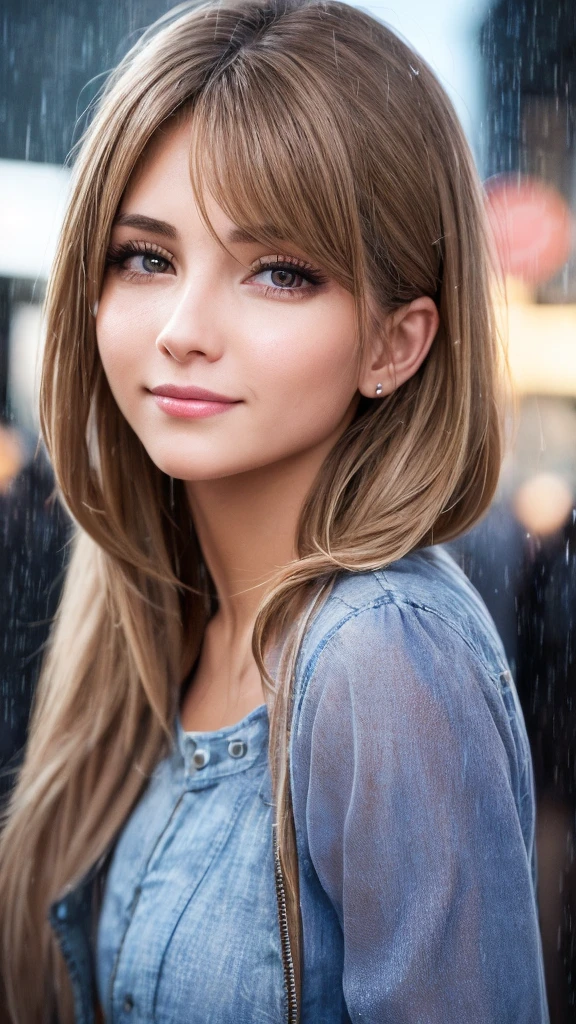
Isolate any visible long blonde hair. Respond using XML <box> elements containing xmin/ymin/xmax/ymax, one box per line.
<box><xmin>0</xmin><ymin>1</ymin><xmax>510</xmax><ymax>1019</ymax></box>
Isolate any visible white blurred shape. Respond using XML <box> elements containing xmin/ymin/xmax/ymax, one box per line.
<box><xmin>0</xmin><ymin>159</ymin><xmax>71</xmax><ymax>280</ymax></box>
<box><xmin>8</xmin><ymin>302</ymin><xmax>45</xmax><ymax>433</ymax></box>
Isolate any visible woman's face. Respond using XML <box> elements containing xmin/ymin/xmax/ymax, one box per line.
<box><xmin>96</xmin><ymin>119</ymin><xmax>364</xmax><ymax>482</ymax></box>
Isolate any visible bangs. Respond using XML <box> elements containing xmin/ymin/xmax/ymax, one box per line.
<box><xmin>186</xmin><ymin>50</ymin><xmax>363</xmax><ymax>296</ymax></box>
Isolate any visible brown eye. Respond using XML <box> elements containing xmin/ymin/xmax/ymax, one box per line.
<box><xmin>250</xmin><ymin>258</ymin><xmax>329</xmax><ymax>293</ymax></box>
<box><xmin>269</xmin><ymin>268</ymin><xmax>302</xmax><ymax>288</ymax></box>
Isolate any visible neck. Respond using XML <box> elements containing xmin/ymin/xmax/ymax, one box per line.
<box><xmin>184</xmin><ymin>433</ymin><xmax>343</xmax><ymax>645</ymax></box>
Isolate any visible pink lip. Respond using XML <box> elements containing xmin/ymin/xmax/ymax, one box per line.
<box><xmin>149</xmin><ymin>384</ymin><xmax>239</xmax><ymax>402</ymax></box>
<box><xmin>148</xmin><ymin>384</ymin><xmax>241</xmax><ymax>420</ymax></box>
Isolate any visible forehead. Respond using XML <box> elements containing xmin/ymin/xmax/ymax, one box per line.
<box><xmin>122</xmin><ymin>118</ymin><xmax>196</xmax><ymax>204</ymax></box>
<box><xmin>117</xmin><ymin>119</ymin><xmax>245</xmax><ymax>247</ymax></box>
<box><xmin>115</xmin><ymin>117</ymin><xmax>304</xmax><ymax>253</ymax></box>
<box><xmin>109</xmin><ymin>101</ymin><xmax>357</xmax><ymax>296</ymax></box>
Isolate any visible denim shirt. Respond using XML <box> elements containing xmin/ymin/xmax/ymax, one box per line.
<box><xmin>49</xmin><ymin>544</ymin><xmax>550</xmax><ymax>1023</ymax></box>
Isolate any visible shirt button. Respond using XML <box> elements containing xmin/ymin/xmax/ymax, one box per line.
<box><xmin>228</xmin><ymin>739</ymin><xmax>247</xmax><ymax>759</ymax></box>
<box><xmin>56</xmin><ymin>901</ymin><xmax>68</xmax><ymax>921</ymax></box>
<box><xmin>123</xmin><ymin>994</ymin><xmax>134</xmax><ymax>1013</ymax></box>
<box><xmin>192</xmin><ymin>747</ymin><xmax>210</xmax><ymax>769</ymax></box>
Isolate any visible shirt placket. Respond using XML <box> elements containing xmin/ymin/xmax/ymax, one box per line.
<box><xmin>107</xmin><ymin>710</ymin><xmax>269</xmax><ymax>1023</ymax></box>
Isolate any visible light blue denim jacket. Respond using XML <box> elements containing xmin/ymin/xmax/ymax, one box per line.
<box><xmin>49</xmin><ymin>544</ymin><xmax>550</xmax><ymax>1023</ymax></box>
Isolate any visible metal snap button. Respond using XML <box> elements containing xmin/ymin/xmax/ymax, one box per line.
<box><xmin>192</xmin><ymin>747</ymin><xmax>210</xmax><ymax>769</ymax></box>
<box><xmin>228</xmin><ymin>739</ymin><xmax>247</xmax><ymax>759</ymax></box>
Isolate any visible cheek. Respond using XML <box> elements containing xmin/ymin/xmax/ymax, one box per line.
<box><xmin>250</xmin><ymin>300</ymin><xmax>359</xmax><ymax>424</ymax></box>
<box><xmin>95</xmin><ymin>286</ymin><xmax>154</xmax><ymax>400</ymax></box>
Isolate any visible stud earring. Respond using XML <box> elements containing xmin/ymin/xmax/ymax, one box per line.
<box><xmin>375</xmin><ymin>382</ymin><xmax>383</xmax><ymax>396</ymax></box>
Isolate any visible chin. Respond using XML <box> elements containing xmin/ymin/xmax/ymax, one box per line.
<box><xmin>143</xmin><ymin>447</ymin><xmax>263</xmax><ymax>482</ymax></box>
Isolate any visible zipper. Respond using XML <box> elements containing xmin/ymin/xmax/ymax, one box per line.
<box><xmin>272</xmin><ymin>821</ymin><xmax>298</xmax><ymax>1024</ymax></box>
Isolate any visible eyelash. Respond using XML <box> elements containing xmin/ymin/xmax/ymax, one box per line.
<box><xmin>104</xmin><ymin>240</ymin><xmax>329</xmax><ymax>298</ymax></box>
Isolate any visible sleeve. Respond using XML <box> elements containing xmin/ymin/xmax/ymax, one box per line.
<box><xmin>297</xmin><ymin>599</ymin><xmax>549</xmax><ymax>1024</ymax></box>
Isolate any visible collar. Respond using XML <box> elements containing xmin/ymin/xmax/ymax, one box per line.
<box><xmin>173</xmin><ymin>702</ymin><xmax>270</xmax><ymax>788</ymax></box>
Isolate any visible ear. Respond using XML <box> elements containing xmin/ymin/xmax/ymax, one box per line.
<box><xmin>357</xmin><ymin>296</ymin><xmax>440</xmax><ymax>398</ymax></box>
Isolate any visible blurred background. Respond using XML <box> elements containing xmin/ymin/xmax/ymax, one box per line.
<box><xmin>0</xmin><ymin>0</ymin><xmax>575</xmax><ymax>1017</ymax></box>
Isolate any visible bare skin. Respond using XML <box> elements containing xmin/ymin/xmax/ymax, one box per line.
<box><xmin>96</xmin><ymin>118</ymin><xmax>440</xmax><ymax>730</ymax></box>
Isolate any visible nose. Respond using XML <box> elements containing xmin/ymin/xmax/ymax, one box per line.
<box><xmin>155</xmin><ymin>278</ymin><xmax>223</xmax><ymax>363</ymax></box>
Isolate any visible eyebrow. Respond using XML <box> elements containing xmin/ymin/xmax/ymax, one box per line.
<box><xmin>112</xmin><ymin>213</ymin><xmax>286</xmax><ymax>247</ymax></box>
<box><xmin>113</xmin><ymin>213</ymin><xmax>178</xmax><ymax>239</ymax></box>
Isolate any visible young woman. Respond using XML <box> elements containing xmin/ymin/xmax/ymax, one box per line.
<box><xmin>0</xmin><ymin>0</ymin><xmax>549</xmax><ymax>1021</ymax></box>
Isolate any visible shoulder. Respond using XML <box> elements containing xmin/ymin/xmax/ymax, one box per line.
<box><xmin>295</xmin><ymin>543</ymin><xmax>509</xmax><ymax>705</ymax></box>
<box><xmin>290</xmin><ymin>543</ymin><xmax>529</xmax><ymax>816</ymax></box>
